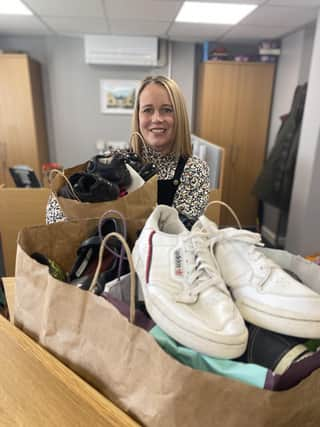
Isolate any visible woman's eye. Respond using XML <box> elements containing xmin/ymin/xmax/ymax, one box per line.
<box><xmin>141</xmin><ymin>108</ymin><xmax>153</xmax><ymax>114</ymax></box>
<box><xmin>162</xmin><ymin>107</ymin><xmax>173</xmax><ymax>114</ymax></box>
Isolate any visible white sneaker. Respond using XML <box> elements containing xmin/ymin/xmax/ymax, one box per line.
<box><xmin>197</xmin><ymin>215</ymin><xmax>320</xmax><ymax>339</ymax></box>
<box><xmin>132</xmin><ymin>205</ymin><xmax>248</xmax><ymax>358</ymax></box>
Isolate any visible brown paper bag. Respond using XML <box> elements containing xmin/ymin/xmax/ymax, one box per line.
<box><xmin>50</xmin><ymin>162</ymin><xmax>157</xmax><ymax>241</ymax></box>
<box><xmin>15</xmin><ymin>219</ymin><xmax>320</xmax><ymax>427</ymax></box>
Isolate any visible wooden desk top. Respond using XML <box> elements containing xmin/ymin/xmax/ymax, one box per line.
<box><xmin>0</xmin><ymin>278</ymin><xmax>139</xmax><ymax>427</ymax></box>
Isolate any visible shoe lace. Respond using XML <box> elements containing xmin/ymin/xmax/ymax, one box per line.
<box><xmin>202</xmin><ymin>201</ymin><xmax>276</xmax><ymax>283</ymax></box>
<box><xmin>176</xmin><ymin>230</ymin><xmax>229</xmax><ymax>304</ymax></box>
<box><xmin>206</xmin><ymin>226</ymin><xmax>277</xmax><ymax>278</ymax></box>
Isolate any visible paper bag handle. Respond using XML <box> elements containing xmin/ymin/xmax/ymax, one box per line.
<box><xmin>204</xmin><ymin>200</ymin><xmax>242</xmax><ymax>229</ymax></box>
<box><xmin>129</xmin><ymin>131</ymin><xmax>152</xmax><ymax>162</ymax></box>
<box><xmin>89</xmin><ymin>232</ymin><xmax>136</xmax><ymax>324</ymax></box>
<box><xmin>48</xmin><ymin>168</ymin><xmax>81</xmax><ymax>202</ymax></box>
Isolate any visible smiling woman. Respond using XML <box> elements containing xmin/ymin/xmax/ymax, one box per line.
<box><xmin>130</xmin><ymin>75</ymin><xmax>210</xmax><ymax>222</ymax></box>
<box><xmin>46</xmin><ymin>75</ymin><xmax>210</xmax><ymax>227</ymax></box>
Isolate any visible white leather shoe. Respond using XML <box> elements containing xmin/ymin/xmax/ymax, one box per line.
<box><xmin>133</xmin><ymin>205</ymin><xmax>248</xmax><ymax>358</ymax></box>
<box><xmin>197</xmin><ymin>215</ymin><xmax>320</xmax><ymax>339</ymax></box>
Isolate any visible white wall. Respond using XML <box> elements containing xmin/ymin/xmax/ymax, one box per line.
<box><xmin>0</xmin><ymin>35</ymin><xmax>196</xmax><ymax>167</ymax></box>
<box><xmin>171</xmin><ymin>41</ymin><xmax>196</xmax><ymax>124</ymax></box>
<box><xmin>286</xmin><ymin>10</ymin><xmax>320</xmax><ymax>255</ymax></box>
<box><xmin>261</xmin><ymin>25</ymin><xmax>315</xmax><ymax>245</ymax></box>
<box><xmin>298</xmin><ymin>24</ymin><xmax>316</xmax><ymax>84</ymax></box>
<box><xmin>267</xmin><ymin>31</ymin><xmax>304</xmax><ymax>156</ymax></box>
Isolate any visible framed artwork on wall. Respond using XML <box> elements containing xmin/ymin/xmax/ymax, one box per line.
<box><xmin>100</xmin><ymin>79</ymin><xmax>140</xmax><ymax>114</ymax></box>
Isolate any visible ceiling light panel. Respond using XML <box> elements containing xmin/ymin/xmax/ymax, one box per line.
<box><xmin>0</xmin><ymin>0</ymin><xmax>32</xmax><ymax>15</ymax></box>
<box><xmin>175</xmin><ymin>1</ymin><xmax>257</xmax><ymax>25</ymax></box>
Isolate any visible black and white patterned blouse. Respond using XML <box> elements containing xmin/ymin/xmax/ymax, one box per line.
<box><xmin>45</xmin><ymin>148</ymin><xmax>210</xmax><ymax>224</ymax></box>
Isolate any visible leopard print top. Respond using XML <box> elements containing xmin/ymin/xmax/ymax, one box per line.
<box><xmin>46</xmin><ymin>148</ymin><xmax>210</xmax><ymax>224</ymax></box>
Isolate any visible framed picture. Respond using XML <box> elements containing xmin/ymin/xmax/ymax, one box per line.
<box><xmin>100</xmin><ymin>79</ymin><xmax>140</xmax><ymax>114</ymax></box>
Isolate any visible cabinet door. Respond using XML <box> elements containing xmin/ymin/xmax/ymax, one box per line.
<box><xmin>0</xmin><ymin>62</ymin><xmax>9</xmax><ymax>185</ymax></box>
<box><xmin>227</xmin><ymin>63</ymin><xmax>275</xmax><ymax>228</ymax></box>
<box><xmin>196</xmin><ymin>61</ymin><xmax>275</xmax><ymax>228</ymax></box>
<box><xmin>195</xmin><ymin>62</ymin><xmax>240</xmax><ymax>225</ymax></box>
<box><xmin>0</xmin><ymin>55</ymin><xmax>39</xmax><ymax>186</ymax></box>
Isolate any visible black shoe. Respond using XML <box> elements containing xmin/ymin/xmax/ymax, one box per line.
<box><xmin>69</xmin><ymin>216</ymin><xmax>129</xmax><ymax>294</ymax></box>
<box><xmin>58</xmin><ymin>172</ymin><xmax>84</xmax><ymax>199</ymax></box>
<box><xmin>236</xmin><ymin>323</ymin><xmax>308</xmax><ymax>374</ymax></box>
<box><xmin>73</xmin><ymin>172</ymin><xmax>120</xmax><ymax>202</ymax></box>
<box><xmin>87</xmin><ymin>155</ymin><xmax>132</xmax><ymax>188</ymax></box>
<box><xmin>121</xmin><ymin>151</ymin><xmax>144</xmax><ymax>172</ymax></box>
<box><xmin>139</xmin><ymin>162</ymin><xmax>158</xmax><ymax>181</ymax></box>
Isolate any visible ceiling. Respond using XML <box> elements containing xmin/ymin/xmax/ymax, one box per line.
<box><xmin>0</xmin><ymin>0</ymin><xmax>319</xmax><ymax>43</ymax></box>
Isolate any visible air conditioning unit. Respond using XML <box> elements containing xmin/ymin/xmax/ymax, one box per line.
<box><xmin>84</xmin><ymin>35</ymin><xmax>158</xmax><ymax>66</ymax></box>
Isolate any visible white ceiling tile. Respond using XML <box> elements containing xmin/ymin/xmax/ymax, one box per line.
<box><xmin>168</xmin><ymin>22</ymin><xmax>231</xmax><ymax>42</ymax></box>
<box><xmin>0</xmin><ymin>0</ymin><xmax>318</xmax><ymax>42</ymax></box>
<box><xmin>104</xmin><ymin>0</ymin><xmax>181</xmax><ymax>21</ymax></box>
<box><xmin>23</xmin><ymin>0</ymin><xmax>104</xmax><ymax>17</ymax></box>
<box><xmin>241</xmin><ymin>5</ymin><xmax>318</xmax><ymax>27</ymax></box>
<box><xmin>221</xmin><ymin>24</ymin><xmax>291</xmax><ymax>42</ymax></box>
<box><xmin>268</xmin><ymin>0</ymin><xmax>320</xmax><ymax>6</ymax></box>
<box><xmin>109</xmin><ymin>20</ymin><xmax>170</xmax><ymax>36</ymax></box>
<box><xmin>42</xmin><ymin>17</ymin><xmax>109</xmax><ymax>34</ymax></box>
<box><xmin>0</xmin><ymin>15</ymin><xmax>51</xmax><ymax>35</ymax></box>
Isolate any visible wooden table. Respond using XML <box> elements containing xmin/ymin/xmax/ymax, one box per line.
<box><xmin>1</xmin><ymin>278</ymin><xmax>139</xmax><ymax>427</ymax></box>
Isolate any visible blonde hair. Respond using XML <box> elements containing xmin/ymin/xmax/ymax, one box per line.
<box><xmin>130</xmin><ymin>75</ymin><xmax>192</xmax><ymax>157</ymax></box>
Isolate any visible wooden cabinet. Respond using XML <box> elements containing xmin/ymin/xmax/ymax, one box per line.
<box><xmin>195</xmin><ymin>61</ymin><xmax>275</xmax><ymax>227</ymax></box>
<box><xmin>0</xmin><ymin>54</ymin><xmax>48</xmax><ymax>186</ymax></box>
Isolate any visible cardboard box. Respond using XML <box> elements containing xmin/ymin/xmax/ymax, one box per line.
<box><xmin>0</xmin><ymin>188</ymin><xmax>50</xmax><ymax>276</ymax></box>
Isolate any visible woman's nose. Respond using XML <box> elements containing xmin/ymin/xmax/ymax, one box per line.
<box><xmin>151</xmin><ymin>110</ymin><xmax>163</xmax><ymax>122</ymax></box>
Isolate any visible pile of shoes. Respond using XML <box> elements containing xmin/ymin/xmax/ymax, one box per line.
<box><xmin>33</xmin><ymin>212</ymin><xmax>130</xmax><ymax>296</ymax></box>
<box><xmin>58</xmin><ymin>151</ymin><xmax>157</xmax><ymax>203</ymax></box>
<box><xmin>31</xmin><ymin>204</ymin><xmax>320</xmax><ymax>389</ymax></box>
<box><xmin>132</xmin><ymin>204</ymin><xmax>320</xmax><ymax>368</ymax></box>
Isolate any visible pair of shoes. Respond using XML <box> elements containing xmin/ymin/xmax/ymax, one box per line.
<box><xmin>133</xmin><ymin>205</ymin><xmax>247</xmax><ymax>359</ymax></box>
<box><xmin>132</xmin><ymin>205</ymin><xmax>320</xmax><ymax>359</ymax></box>
<box><xmin>58</xmin><ymin>171</ymin><xmax>120</xmax><ymax>202</ymax></box>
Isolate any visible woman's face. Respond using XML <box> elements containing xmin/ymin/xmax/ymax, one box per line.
<box><xmin>138</xmin><ymin>83</ymin><xmax>175</xmax><ymax>154</ymax></box>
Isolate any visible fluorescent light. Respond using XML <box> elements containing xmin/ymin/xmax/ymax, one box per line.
<box><xmin>0</xmin><ymin>0</ymin><xmax>32</xmax><ymax>15</ymax></box>
<box><xmin>175</xmin><ymin>2</ymin><xmax>257</xmax><ymax>25</ymax></box>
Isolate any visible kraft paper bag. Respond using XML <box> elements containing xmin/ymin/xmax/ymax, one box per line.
<box><xmin>15</xmin><ymin>219</ymin><xmax>320</xmax><ymax>427</ymax></box>
<box><xmin>50</xmin><ymin>162</ymin><xmax>157</xmax><ymax>241</ymax></box>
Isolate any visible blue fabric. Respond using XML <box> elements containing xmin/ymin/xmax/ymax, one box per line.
<box><xmin>150</xmin><ymin>326</ymin><xmax>267</xmax><ymax>389</ymax></box>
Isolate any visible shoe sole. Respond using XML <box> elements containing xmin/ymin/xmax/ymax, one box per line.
<box><xmin>238</xmin><ymin>301</ymin><xmax>320</xmax><ymax>339</ymax></box>
<box><xmin>133</xmin><ymin>250</ymin><xmax>247</xmax><ymax>359</ymax></box>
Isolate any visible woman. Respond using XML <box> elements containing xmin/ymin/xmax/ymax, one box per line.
<box><xmin>131</xmin><ymin>75</ymin><xmax>210</xmax><ymax>221</ymax></box>
<box><xmin>46</xmin><ymin>75</ymin><xmax>210</xmax><ymax>224</ymax></box>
